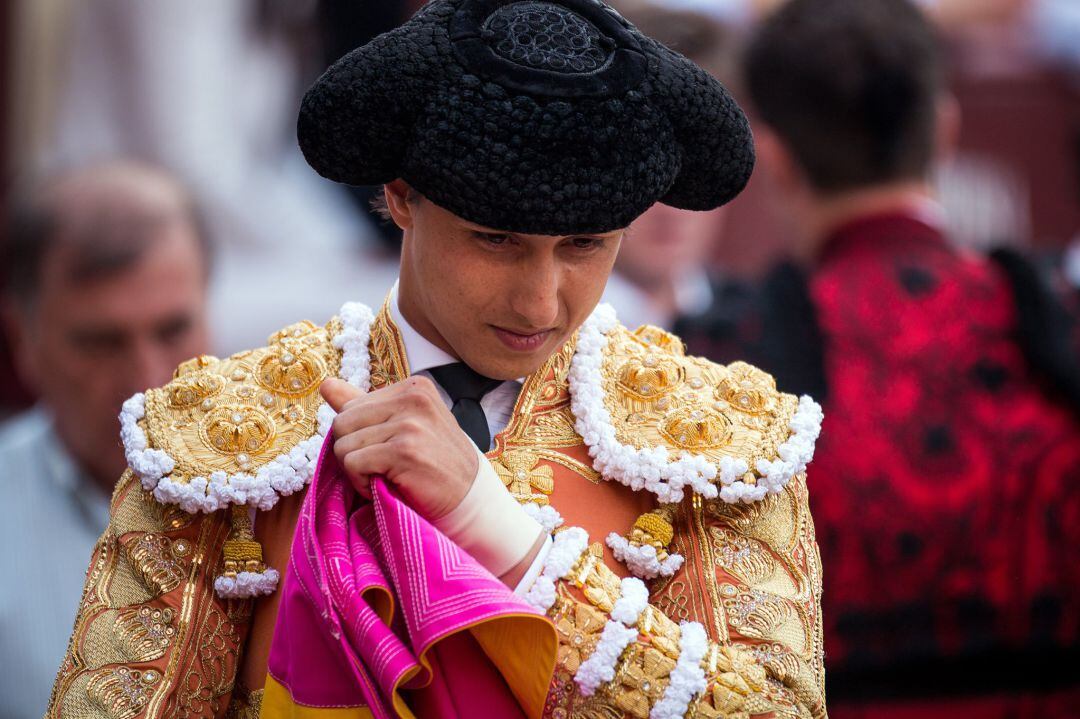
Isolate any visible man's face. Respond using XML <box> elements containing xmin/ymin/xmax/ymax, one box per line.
<box><xmin>393</xmin><ymin>187</ymin><xmax>624</xmax><ymax>380</ymax></box>
<box><xmin>616</xmin><ymin>203</ymin><xmax>726</xmax><ymax>289</ymax></box>
<box><xmin>11</xmin><ymin>224</ymin><xmax>210</xmax><ymax>483</ymax></box>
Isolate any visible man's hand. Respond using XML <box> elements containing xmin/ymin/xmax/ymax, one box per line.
<box><xmin>320</xmin><ymin>376</ymin><xmax>480</xmax><ymax>520</ymax></box>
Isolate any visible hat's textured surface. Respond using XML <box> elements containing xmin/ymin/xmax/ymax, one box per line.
<box><xmin>486</xmin><ymin>3</ymin><xmax>608</xmax><ymax>72</ymax></box>
<box><xmin>298</xmin><ymin>0</ymin><xmax>754</xmax><ymax>234</ymax></box>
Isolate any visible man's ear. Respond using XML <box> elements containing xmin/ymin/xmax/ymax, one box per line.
<box><xmin>754</xmin><ymin>125</ymin><xmax>802</xmax><ymax>194</ymax></box>
<box><xmin>1</xmin><ymin>299</ymin><xmax>41</xmax><ymax>394</ymax></box>
<box><xmin>383</xmin><ymin>179</ymin><xmax>417</xmax><ymax>231</ymax></box>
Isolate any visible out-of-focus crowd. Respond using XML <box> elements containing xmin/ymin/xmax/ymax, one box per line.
<box><xmin>1</xmin><ymin>1</ymin><xmax>1078</xmax><ymax>717</ymax></box>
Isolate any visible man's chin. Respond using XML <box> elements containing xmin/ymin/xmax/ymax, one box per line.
<box><xmin>473</xmin><ymin>356</ymin><xmax>546</xmax><ymax>382</ymax></box>
<box><xmin>466</xmin><ymin>339</ymin><xmax>562</xmax><ymax>381</ymax></box>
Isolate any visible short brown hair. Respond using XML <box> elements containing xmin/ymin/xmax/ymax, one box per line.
<box><xmin>3</xmin><ymin>161</ymin><xmax>212</xmax><ymax>310</ymax></box>
<box><xmin>744</xmin><ymin>0</ymin><xmax>945</xmax><ymax>193</ymax></box>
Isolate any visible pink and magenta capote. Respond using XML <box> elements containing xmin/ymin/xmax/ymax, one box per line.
<box><xmin>264</xmin><ymin>435</ymin><xmax>557</xmax><ymax>718</ymax></box>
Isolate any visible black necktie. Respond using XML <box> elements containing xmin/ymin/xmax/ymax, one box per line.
<box><xmin>427</xmin><ymin>363</ymin><xmax>504</xmax><ymax>450</ymax></box>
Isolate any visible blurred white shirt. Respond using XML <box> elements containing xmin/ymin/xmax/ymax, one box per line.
<box><xmin>0</xmin><ymin>408</ymin><xmax>111</xmax><ymax>718</ymax></box>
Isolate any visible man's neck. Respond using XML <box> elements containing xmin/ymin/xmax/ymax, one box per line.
<box><xmin>396</xmin><ymin>274</ymin><xmax>460</xmax><ymax>360</ymax></box>
<box><xmin>796</xmin><ymin>181</ymin><xmax>938</xmax><ymax>263</ymax></box>
<box><xmin>87</xmin><ymin>466</ymin><xmax>121</xmax><ymax>497</ymax></box>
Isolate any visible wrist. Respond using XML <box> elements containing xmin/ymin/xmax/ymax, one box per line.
<box><xmin>505</xmin><ymin>532</ymin><xmax>552</xmax><ymax>592</ymax></box>
<box><xmin>432</xmin><ymin>446</ymin><xmax>545</xmax><ymax>577</ymax></box>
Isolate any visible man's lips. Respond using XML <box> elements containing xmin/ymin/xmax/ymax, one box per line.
<box><xmin>491</xmin><ymin>325</ymin><xmax>555</xmax><ymax>352</ymax></box>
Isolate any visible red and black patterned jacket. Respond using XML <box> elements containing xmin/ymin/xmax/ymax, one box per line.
<box><xmin>677</xmin><ymin>211</ymin><xmax>1080</xmax><ymax>718</ymax></box>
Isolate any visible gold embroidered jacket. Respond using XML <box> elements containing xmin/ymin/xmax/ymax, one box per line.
<box><xmin>47</xmin><ymin>303</ymin><xmax>825</xmax><ymax>718</ymax></box>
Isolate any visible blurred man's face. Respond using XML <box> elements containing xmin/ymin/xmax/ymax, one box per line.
<box><xmin>616</xmin><ymin>203</ymin><xmax>726</xmax><ymax>289</ymax></box>
<box><xmin>389</xmin><ymin>183</ymin><xmax>624</xmax><ymax>380</ymax></box>
<box><xmin>12</xmin><ymin>223</ymin><xmax>210</xmax><ymax>486</ymax></box>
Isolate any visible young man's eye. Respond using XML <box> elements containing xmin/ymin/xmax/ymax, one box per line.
<box><xmin>571</xmin><ymin>237</ymin><xmax>603</xmax><ymax>250</ymax></box>
<box><xmin>475</xmin><ymin>231</ymin><xmax>511</xmax><ymax>245</ymax></box>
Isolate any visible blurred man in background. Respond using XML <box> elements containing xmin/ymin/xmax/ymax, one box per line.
<box><xmin>14</xmin><ymin>0</ymin><xmax>399</xmax><ymax>356</ymax></box>
<box><xmin>603</xmin><ymin>0</ymin><xmax>750</xmax><ymax>331</ymax></box>
<box><xmin>0</xmin><ymin>161</ymin><xmax>211</xmax><ymax>718</ymax></box>
<box><xmin>684</xmin><ymin>0</ymin><xmax>1080</xmax><ymax>716</ymax></box>
<box><xmin>607</xmin><ymin>200</ymin><xmax>738</xmax><ymax>330</ymax></box>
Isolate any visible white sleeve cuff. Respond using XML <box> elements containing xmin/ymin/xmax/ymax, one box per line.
<box><xmin>513</xmin><ymin>533</ymin><xmax>553</xmax><ymax>596</ymax></box>
<box><xmin>432</xmin><ymin>446</ymin><xmax>546</xmax><ymax>578</ymax></box>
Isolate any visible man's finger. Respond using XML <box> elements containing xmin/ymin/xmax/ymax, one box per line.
<box><xmin>351</xmin><ymin>473</ymin><xmax>373</xmax><ymax>501</ymax></box>
<box><xmin>331</xmin><ymin>394</ymin><xmax>400</xmax><ymax>437</ymax></box>
<box><xmin>320</xmin><ymin>378</ymin><xmax>363</xmax><ymax>412</ymax></box>
<box><xmin>343</xmin><ymin>444</ymin><xmax>397</xmax><ymax>484</ymax></box>
<box><xmin>332</xmin><ymin>421</ymin><xmax>399</xmax><ymax>462</ymax></box>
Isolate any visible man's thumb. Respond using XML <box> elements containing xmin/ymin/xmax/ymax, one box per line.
<box><xmin>319</xmin><ymin>377</ymin><xmax>359</xmax><ymax>411</ymax></box>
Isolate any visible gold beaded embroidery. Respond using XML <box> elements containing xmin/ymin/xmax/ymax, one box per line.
<box><xmin>715</xmin><ymin>362</ymin><xmax>780</xmax><ymax>416</ymax></box>
<box><xmin>168</xmin><ymin>373</ymin><xmax>227</xmax><ymax>409</ymax></box>
<box><xmin>169</xmin><ymin>602</ymin><xmax>244</xmax><ymax>718</ymax></box>
<box><xmin>628</xmin><ymin>325</ymin><xmax>686</xmax><ymax>354</ymax></box>
<box><xmin>199</xmin><ymin>404</ymin><xmax>277</xmax><ymax>459</ymax></box>
<box><xmin>610</xmin><ymin>644</ymin><xmax>675</xmax><ymax>718</ymax></box>
<box><xmin>493</xmin><ymin>450</ymin><xmax>556</xmax><ymax>505</ymax></box>
<box><xmin>555</xmin><ymin>548</ymin><xmax>792</xmax><ymax>718</ymax></box>
<box><xmin>52</xmin><ymin>305</ymin><xmax>825</xmax><ymax>719</ymax></box>
<box><xmin>749</xmin><ymin>643</ymin><xmax>804</xmax><ymax>686</ymax></box>
<box><xmin>600</xmin><ymin>325</ymin><xmax>800</xmax><ymax>484</ymax></box>
<box><xmin>111</xmin><ymin>606</ymin><xmax>177</xmax><ymax>663</ymax></box>
<box><xmin>553</xmin><ymin>598</ymin><xmax>610</xmax><ymax>675</ymax></box>
<box><xmin>253</xmin><ymin>336</ymin><xmax>328</xmax><ymax>399</ymax></box>
<box><xmin>139</xmin><ymin>320</ymin><xmax>339</xmax><ymax>489</ymax></box>
<box><xmin>616</xmin><ymin>352</ymin><xmax>685</xmax><ymax>403</ymax></box>
<box><xmin>710</xmin><ymin>527</ymin><xmax>778</xmax><ymax>586</ymax></box>
<box><xmin>368</xmin><ymin>303</ymin><xmax>410</xmax><ymax>388</ymax></box>
<box><xmin>722</xmin><ymin>585</ymin><xmax>797</xmax><ymax>641</ymax></box>
<box><xmin>124</xmin><ymin>533</ymin><xmax>189</xmax><ymax>596</ymax></box>
<box><xmin>86</xmin><ymin>665</ymin><xmax>162</xmax><ymax>719</ymax></box>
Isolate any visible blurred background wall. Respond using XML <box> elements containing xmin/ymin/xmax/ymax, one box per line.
<box><xmin>718</xmin><ymin>1</ymin><xmax>1080</xmax><ymax>275</ymax></box>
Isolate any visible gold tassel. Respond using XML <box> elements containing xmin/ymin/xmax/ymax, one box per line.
<box><xmin>627</xmin><ymin>504</ymin><xmax>677</xmax><ymax>562</ymax></box>
<box><xmin>222</xmin><ymin>504</ymin><xmax>266</xmax><ymax>578</ymax></box>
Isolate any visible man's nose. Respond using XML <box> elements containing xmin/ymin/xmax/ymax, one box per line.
<box><xmin>127</xmin><ymin>338</ymin><xmax>178</xmax><ymax>394</ymax></box>
<box><xmin>509</xmin><ymin>256</ymin><xmax>561</xmax><ymax>329</ymax></box>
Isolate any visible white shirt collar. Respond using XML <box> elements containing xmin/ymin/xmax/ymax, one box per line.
<box><xmin>389</xmin><ymin>280</ymin><xmax>459</xmax><ymax>374</ymax></box>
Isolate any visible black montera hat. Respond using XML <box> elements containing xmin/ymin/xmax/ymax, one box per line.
<box><xmin>298</xmin><ymin>0</ymin><xmax>754</xmax><ymax>234</ymax></box>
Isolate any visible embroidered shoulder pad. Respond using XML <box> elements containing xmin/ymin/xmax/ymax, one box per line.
<box><xmin>569</xmin><ymin>305</ymin><xmax>822</xmax><ymax>504</ymax></box>
<box><xmin>120</xmin><ymin>303</ymin><xmax>375</xmax><ymax>513</ymax></box>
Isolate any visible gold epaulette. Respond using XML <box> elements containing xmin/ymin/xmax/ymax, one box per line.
<box><xmin>120</xmin><ymin>317</ymin><xmax>345</xmax><ymax>596</ymax></box>
<box><xmin>142</xmin><ymin>318</ymin><xmax>341</xmax><ymax>496</ymax></box>
<box><xmin>599</xmin><ymin>323</ymin><xmax>817</xmax><ymax>497</ymax></box>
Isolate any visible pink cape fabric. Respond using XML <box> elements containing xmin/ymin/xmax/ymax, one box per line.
<box><xmin>265</xmin><ymin>434</ymin><xmax>556</xmax><ymax>718</ymax></box>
